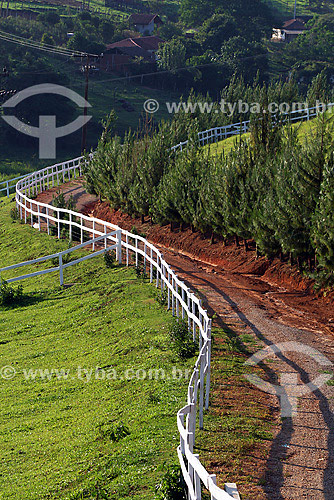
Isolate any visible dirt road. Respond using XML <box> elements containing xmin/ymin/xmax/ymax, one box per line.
<box><xmin>36</xmin><ymin>180</ymin><xmax>334</xmax><ymax>500</ymax></box>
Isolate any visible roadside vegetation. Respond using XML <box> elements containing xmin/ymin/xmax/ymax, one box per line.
<box><xmin>84</xmin><ymin>74</ymin><xmax>334</xmax><ymax>287</ymax></box>
<box><xmin>0</xmin><ymin>193</ymin><xmax>277</xmax><ymax>500</ymax></box>
<box><xmin>0</xmin><ymin>196</ymin><xmax>194</xmax><ymax>499</ymax></box>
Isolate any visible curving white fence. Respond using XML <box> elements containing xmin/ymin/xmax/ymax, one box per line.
<box><xmin>0</xmin><ymin>158</ymin><xmax>242</xmax><ymax>499</ymax></box>
<box><xmin>171</xmin><ymin>102</ymin><xmax>334</xmax><ymax>152</ymax></box>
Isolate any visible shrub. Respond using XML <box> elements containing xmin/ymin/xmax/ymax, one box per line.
<box><xmin>97</xmin><ymin>422</ymin><xmax>130</xmax><ymax>442</ymax></box>
<box><xmin>155</xmin><ymin>464</ymin><xmax>187</xmax><ymax>500</ymax></box>
<box><xmin>104</xmin><ymin>249</ymin><xmax>116</xmax><ymax>268</ymax></box>
<box><xmin>169</xmin><ymin>319</ymin><xmax>196</xmax><ymax>359</ymax></box>
<box><xmin>156</xmin><ymin>289</ymin><xmax>168</xmax><ymax>307</ymax></box>
<box><xmin>0</xmin><ymin>280</ymin><xmax>24</xmax><ymax>306</ymax></box>
<box><xmin>10</xmin><ymin>206</ymin><xmax>20</xmax><ymax>221</ymax></box>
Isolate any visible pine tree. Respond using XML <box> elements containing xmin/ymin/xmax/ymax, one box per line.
<box><xmin>312</xmin><ymin>154</ymin><xmax>334</xmax><ymax>273</ymax></box>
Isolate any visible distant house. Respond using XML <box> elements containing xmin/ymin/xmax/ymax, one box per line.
<box><xmin>100</xmin><ymin>36</ymin><xmax>164</xmax><ymax>73</ymax></box>
<box><xmin>128</xmin><ymin>14</ymin><xmax>163</xmax><ymax>35</ymax></box>
<box><xmin>271</xmin><ymin>18</ymin><xmax>306</xmax><ymax>43</ymax></box>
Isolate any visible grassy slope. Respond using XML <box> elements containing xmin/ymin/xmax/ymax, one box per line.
<box><xmin>206</xmin><ymin>115</ymin><xmax>331</xmax><ymax>156</ymax></box>
<box><xmin>0</xmin><ymin>60</ymin><xmax>181</xmax><ymax>182</ymax></box>
<box><xmin>0</xmin><ymin>197</ymin><xmax>194</xmax><ymax>500</ymax></box>
<box><xmin>264</xmin><ymin>0</ymin><xmax>334</xmax><ymax>16</ymax></box>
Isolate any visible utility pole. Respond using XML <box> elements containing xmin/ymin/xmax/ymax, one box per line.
<box><xmin>81</xmin><ymin>54</ymin><xmax>90</xmax><ymax>153</ymax></box>
<box><xmin>294</xmin><ymin>0</ymin><xmax>297</xmax><ymax>19</ymax></box>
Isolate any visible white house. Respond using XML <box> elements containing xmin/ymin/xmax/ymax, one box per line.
<box><xmin>128</xmin><ymin>14</ymin><xmax>163</xmax><ymax>36</ymax></box>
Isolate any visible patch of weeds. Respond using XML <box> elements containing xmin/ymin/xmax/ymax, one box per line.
<box><xmin>155</xmin><ymin>464</ymin><xmax>187</xmax><ymax>500</ymax></box>
<box><xmin>169</xmin><ymin>319</ymin><xmax>196</xmax><ymax>359</ymax></box>
<box><xmin>148</xmin><ymin>391</ymin><xmax>161</xmax><ymax>404</ymax></box>
<box><xmin>67</xmin><ymin>483</ymin><xmax>109</xmax><ymax>500</ymax></box>
<box><xmin>10</xmin><ymin>206</ymin><xmax>21</xmax><ymax>222</ymax></box>
<box><xmin>0</xmin><ymin>280</ymin><xmax>24</xmax><ymax>306</ymax></box>
<box><xmin>225</xmin><ymin>328</ymin><xmax>245</xmax><ymax>354</ymax></box>
<box><xmin>52</xmin><ymin>191</ymin><xmax>76</xmax><ymax>240</ymax></box>
<box><xmin>155</xmin><ymin>289</ymin><xmax>168</xmax><ymax>307</ymax></box>
<box><xmin>131</xmin><ymin>225</ymin><xmax>146</xmax><ymax>238</ymax></box>
<box><xmin>51</xmin><ymin>241</ymin><xmax>73</xmax><ymax>266</ymax></box>
<box><xmin>97</xmin><ymin>421</ymin><xmax>130</xmax><ymax>442</ymax></box>
<box><xmin>135</xmin><ymin>265</ymin><xmax>148</xmax><ymax>280</ymax></box>
<box><xmin>104</xmin><ymin>249</ymin><xmax>116</xmax><ymax>269</ymax></box>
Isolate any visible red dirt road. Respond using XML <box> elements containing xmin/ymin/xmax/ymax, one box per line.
<box><xmin>36</xmin><ymin>180</ymin><xmax>334</xmax><ymax>500</ymax></box>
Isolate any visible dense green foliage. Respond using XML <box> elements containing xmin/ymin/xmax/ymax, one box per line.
<box><xmin>85</xmin><ymin>75</ymin><xmax>334</xmax><ymax>283</ymax></box>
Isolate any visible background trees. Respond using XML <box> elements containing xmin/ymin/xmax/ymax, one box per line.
<box><xmin>84</xmin><ymin>76</ymin><xmax>334</xmax><ymax>282</ymax></box>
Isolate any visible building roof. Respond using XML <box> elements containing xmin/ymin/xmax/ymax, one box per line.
<box><xmin>128</xmin><ymin>14</ymin><xmax>163</xmax><ymax>26</ymax></box>
<box><xmin>282</xmin><ymin>19</ymin><xmax>306</xmax><ymax>31</ymax></box>
<box><xmin>106</xmin><ymin>36</ymin><xmax>164</xmax><ymax>52</ymax></box>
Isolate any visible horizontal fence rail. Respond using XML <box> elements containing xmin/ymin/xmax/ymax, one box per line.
<box><xmin>0</xmin><ymin>230</ymin><xmax>120</xmax><ymax>286</ymax></box>
<box><xmin>0</xmin><ymin>173</ymin><xmax>34</xmax><ymax>198</ymax></box>
<box><xmin>171</xmin><ymin>102</ymin><xmax>334</xmax><ymax>152</ymax></box>
<box><xmin>3</xmin><ymin>101</ymin><xmax>331</xmax><ymax>498</ymax></box>
<box><xmin>4</xmin><ymin>157</ymin><xmax>241</xmax><ymax>500</ymax></box>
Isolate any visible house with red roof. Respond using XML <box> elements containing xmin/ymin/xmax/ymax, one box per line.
<box><xmin>271</xmin><ymin>18</ymin><xmax>306</xmax><ymax>43</ymax></box>
<box><xmin>100</xmin><ymin>36</ymin><xmax>165</xmax><ymax>73</ymax></box>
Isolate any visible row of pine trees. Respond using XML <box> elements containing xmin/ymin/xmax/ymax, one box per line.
<box><xmin>84</xmin><ymin>75</ymin><xmax>334</xmax><ymax>283</ymax></box>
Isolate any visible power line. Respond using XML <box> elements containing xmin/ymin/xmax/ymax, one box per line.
<box><xmin>0</xmin><ymin>28</ymin><xmax>99</xmax><ymax>58</ymax></box>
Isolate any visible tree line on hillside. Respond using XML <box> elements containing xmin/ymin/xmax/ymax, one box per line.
<box><xmin>84</xmin><ymin>75</ymin><xmax>334</xmax><ymax>285</ymax></box>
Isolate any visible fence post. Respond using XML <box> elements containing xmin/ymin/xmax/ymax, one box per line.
<box><xmin>187</xmin><ymin>289</ymin><xmax>191</xmax><ymax>329</ymax></box>
<box><xmin>182</xmin><ymin>287</ymin><xmax>185</xmax><ymax>319</ymax></box>
<box><xmin>92</xmin><ymin>220</ymin><xmax>95</xmax><ymax>251</ymax></box>
<box><xmin>205</xmin><ymin>320</ymin><xmax>212</xmax><ymax>410</ymax></box>
<box><xmin>69</xmin><ymin>213</ymin><xmax>72</xmax><ymax>241</ymax></box>
<box><xmin>209</xmin><ymin>474</ymin><xmax>217</xmax><ymax>500</ymax></box>
<box><xmin>37</xmin><ymin>204</ymin><xmax>41</xmax><ymax>231</ymax></box>
<box><xmin>176</xmin><ymin>282</ymin><xmax>179</xmax><ymax>317</ymax></box>
<box><xmin>135</xmin><ymin>239</ymin><xmax>138</xmax><ymax>267</ymax></box>
<box><xmin>104</xmin><ymin>225</ymin><xmax>107</xmax><ymax>249</ymax></box>
<box><xmin>30</xmin><ymin>202</ymin><xmax>33</xmax><ymax>227</ymax></box>
<box><xmin>192</xmin><ymin>298</ymin><xmax>196</xmax><ymax>340</ymax></box>
<box><xmin>194</xmin><ymin>462</ymin><xmax>202</xmax><ymax>500</ymax></box>
<box><xmin>172</xmin><ymin>277</ymin><xmax>175</xmax><ymax>316</ymax></box>
<box><xmin>199</xmin><ymin>352</ymin><xmax>205</xmax><ymax>430</ymax></box>
<box><xmin>59</xmin><ymin>254</ymin><xmax>64</xmax><ymax>286</ymax></box>
<box><xmin>57</xmin><ymin>209</ymin><xmax>61</xmax><ymax>239</ymax></box>
<box><xmin>160</xmin><ymin>253</ymin><xmax>164</xmax><ymax>291</ymax></box>
<box><xmin>6</xmin><ymin>181</ymin><xmax>9</xmax><ymax>198</ymax></box>
<box><xmin>116</xmin><ymin>229</ymin><xmax>122</xmax><ymax>264</ymax></box>
<box><xmin>156</xmin><ymin>254</ymin><xmax>159</xmax><ymax>288</ymax></box>
<box><xmin>167</xmin><ymin>272</ymin><xmax>171</xmax><ymax>310</ymax></box>
<box><xmin>80</xmin><ymin>217</ymin><xmax>83</xmax><ymax>244</ymax></box>
<box><xmin>126</xmin><ymin>233</ymin><xmax>129</xmax><ymax>266</ymax></box>
<box><xmin>46</xmin><ymin>207</ymin><xmax>50</xmax><ymax>235</ymax></box>
<box><xmin>150</xmin><ymin>247</ymin><xmax>153</xmax><ymax>282</ymax></box>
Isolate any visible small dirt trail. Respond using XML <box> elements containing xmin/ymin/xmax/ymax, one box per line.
<box><xmin>36</xmin><ymin>180</ymin><xmax>334</xmax><ymax>500</ymax></box>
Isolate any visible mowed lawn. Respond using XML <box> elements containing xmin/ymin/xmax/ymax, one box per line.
<box><xmin>0</xmin><ymin>198</ymin><xmax>193</xmax><ymax>499</ymax></box>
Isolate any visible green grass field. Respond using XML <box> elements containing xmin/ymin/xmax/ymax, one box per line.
<box><xmin>265</xmin><ymin>0</ymin><xmax>334</xmax><ymax>16</ymax></box>
<box><xmin>206</xmin><ymin>113</ymin><xmax>334</xmax><ymax>156</ymax></box>
<box><xmin>0</xmin><ymin>196</ymin><xmax>195</xmax><ymax>500</ymax></box>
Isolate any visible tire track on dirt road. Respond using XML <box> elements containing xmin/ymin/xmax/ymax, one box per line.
<box><xmin>35</xmin><ymin>180</ymin><xmax>334</xmax><ymax>500</ymax></box>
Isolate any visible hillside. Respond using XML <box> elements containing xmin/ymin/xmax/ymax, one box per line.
<box><xmin>0</xmin><ymin>196</ymin><xmax>193</xmax><ymax>499</ymax></box>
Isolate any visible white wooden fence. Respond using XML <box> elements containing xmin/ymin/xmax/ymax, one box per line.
<box><xmin>171</xmin><ymin>102</ymin><xmax>334</xmax><ymax>152</ymax></box>
<box><xmin>2</xmin><ymin>101</ymin><xmax>333</xmax><ymax>497</ymax></box>
<box><xmin>0</xmin><ymin>158</ymin><xmax>241</xmax><ymax>499</ymax></box>
<box><xmin>1</xmin><ymin>102</ymin><xmax>332</xmax><ymax>197</ymax></box>
<box><xmin>0</xmin><ymin>230</ymin><xmax>120</xmax><ymax>286</ymax></box>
